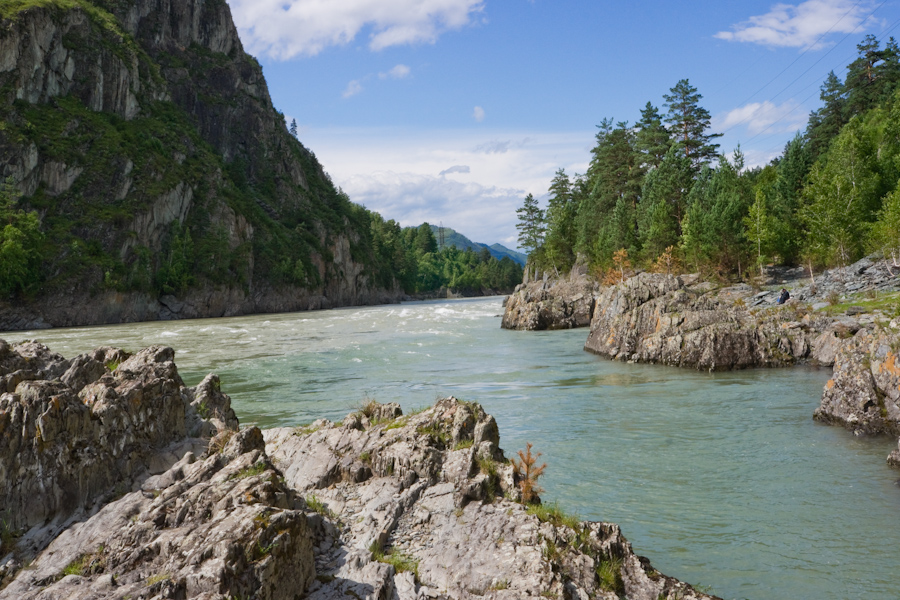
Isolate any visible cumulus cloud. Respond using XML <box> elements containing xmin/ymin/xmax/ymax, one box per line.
<box><xmin>342</xmin><ymin>80</ymin><xmax>364</xmax><ymax>98</ymax></box>
<box><xmin>714</xmin><ymin>100</ymin><xmax>807</xmax><ymax>134</ymax></box>
<box><xmin>473</xmin><ymin>106</ymin><xmax>486</xmax><ymax>122</ymax></box>
<box><xmin>439</xmin><ymin>165</ymin><xmax>471</xmax><ymax>176</ymax></box>
<box><xmin>474</xmin><ymin>140</ymin><xmax>510</xmax><ymax>154</ymax></box>
<box><xmin>230</xmin><ymin>0</ymin><xmax>485</xmax><ymax>60</ymax></box>
<box><xmin>714</xmin><ymin>0</ymin><xmax>877</xmax><ymax>49</ymax></box>
<box><xmin>379</xmin><ymin>64</ymin><xmax>412</xmax><ymax>79</ymax></box>
<box><xmin>342</xmin><ymin>171</ymin><xmax>525</xmax><ymax>244</ymax></box>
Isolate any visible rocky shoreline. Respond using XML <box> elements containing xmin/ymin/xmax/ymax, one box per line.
<box><xmin>502</xmin><ymin>258</ymin><xmax>900</xmax><ymax>468</ymax></box>
<box><xmin>0</xmin><ymin>340</ymin><xmax>718</xmax><ymax>600</ymax></box>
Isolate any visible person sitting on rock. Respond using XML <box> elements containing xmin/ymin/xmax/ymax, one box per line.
<box><xmin>777</xmin><ymin>288</ymin><xmax>790</xmax><ymax>304</ymax></box>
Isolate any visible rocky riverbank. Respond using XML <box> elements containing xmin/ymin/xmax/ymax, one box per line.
<box><xmin>506</xmin><ymin>258</ymin><xmax>900</xmax><ymax>467</ymax></box>
<box><xmin>0</xmin><ymin>341</ymin><xmax>719</xmax><ymax>600</ymax></box>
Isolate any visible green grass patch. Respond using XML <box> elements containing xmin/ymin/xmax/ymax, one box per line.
<box><xmin>452</xmin><ymin>439</ymin><xmax>474</xmax><ymax>451</ymax></box>
<box><xmin>816</xmin><ymin>292</ymin><xmax>900</xmax><ymax>316</ymax></box>
<box><xmin>229</xmin><ymin>461</ymin><xmax>267</xmax><ymax>480</ymax></box>
<box><xmin>527</xmin><ymin>502</ymin><xmax>580</xmax><ymax>530</ymax></box>
<box><xmin>372</xmin><ymin>548</ymin><xmax>419</xmax><ymax>578</ymax></box>
<box><xmin>596</xmin><ymin>555</ymin><xmax>625</xmax><ymax>594</ymax></box>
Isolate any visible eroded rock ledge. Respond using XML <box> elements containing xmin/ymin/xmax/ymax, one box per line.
<box><xmin>502</xmin><ymin>268</ymin><xmax>599</xmax><ymax>331</ymax></box>
<box><xmin>0</xmin><ymin>341</ymin><xmax>720</xmax><ymax>600</ymax></box>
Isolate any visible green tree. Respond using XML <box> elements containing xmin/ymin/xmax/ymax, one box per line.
<box><xmin>637</xmin><ymin>145</ymin><xmax>693</xmax><ymax>258</ymax></box>
<box><xmin>744</xmin><ymin>189</ymin><xmax>776</xmax><ymax>276</ymax></box>
<box><xmin>663</xmin><ymin>79</ymin><xmax>722</xmax><ymax>168</ymax></box>
<box><xmin>0</xmin><ymin>178</ymin><xmax>44</xmax><ymax>298</ymax></box>
<box><xmin>516</xmin><ymin>193</ymin><xmax>545</xmax><ymax>257</ymax></box>
<box><xmin>635</xmin><ymin>102</ymin><xmax>671</xmax><ymax>169</ymax></box>
<box><xmin>801</xmin><ymin>120</ymin><xmax>881</xmax><ymax>267</ymax></box>
<box><xmin>414</xmin><ymin>222</ymin><xmax>439</xmax><ymax>255</ymax></box>
<box><xmin>872</xmin><ymin>185</ymin><xmax>900</xmax><ymax>265</ymax></box>
<box><xmin>544</xmin><ymin>168</ymin><xmax>577</xmax><ymax>271</ymax></box>
<box><xmin>806</xmin><ymin>71</ymin><xmax>847</xmax><ymax>159</ymax></box>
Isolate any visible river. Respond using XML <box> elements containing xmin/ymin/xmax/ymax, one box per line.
<box><xmin>4</xmin><ymin>296</ymin><xmax>899</xmax><ymax>599</ymax></box>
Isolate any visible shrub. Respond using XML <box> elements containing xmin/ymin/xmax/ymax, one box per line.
<box><xmin>511</xmin><ymin>442</ymin><xmax>546</xmax><ymax>504</ymax></box>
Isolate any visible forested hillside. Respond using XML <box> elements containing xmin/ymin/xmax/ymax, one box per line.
<box><xmin>518</xmin><ymin>35</ymin><xmax>900</xmax><ymax>280</ymax></box>
<box><xmin>370</xmin><ymin>222</ymin><xmax>522</xmax><ymax>295</ymax></box>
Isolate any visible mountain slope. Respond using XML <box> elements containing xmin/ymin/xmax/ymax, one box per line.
<box><xmin>430</xmin><ymin>225</ymin><xmax>527</xmax><ymax>266</ymax></box>
<box><xmin>0</xmin><ymin>0</ymin><xmax>401</xmax><ymax>330</ymax></box>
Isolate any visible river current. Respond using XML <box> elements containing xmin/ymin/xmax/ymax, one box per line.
<box><xmin>4</xmin><ymin>297</ymin><xmax>899</xmax><ymax>599</ymax></box>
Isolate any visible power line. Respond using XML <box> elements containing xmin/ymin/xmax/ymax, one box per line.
<box><xmin>738</xmin><ymin>14</ymin><xmax>900</xmax><ymax>147</ymax></box>
<box><xmin>720</xmin><ymin>0</ymin><xmax>867</xmax><ymax>105</ymax></box>
<box><xmin>721</xmin><ymin>0</ymin><xmax>890</xmax><ymax>135</ymax></box>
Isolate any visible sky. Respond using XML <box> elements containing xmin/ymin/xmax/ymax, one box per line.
<box><xmin>227</xmin><ymin>0</ymin><xmax>900</xmax><ymax>250</ymax></box>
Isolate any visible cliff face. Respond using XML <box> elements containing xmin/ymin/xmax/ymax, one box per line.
<box><xmin>0</xmin><ymin>0</ymin><xmax>400</xmax><ymax>331</ymax></box>
<box><xmin>0</xmin><ymin>341</ymin><xmax>720</xmax><ymax>600</ymax></box>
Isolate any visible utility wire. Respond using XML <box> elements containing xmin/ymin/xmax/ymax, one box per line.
<box><xmin>721</xmin><ymin>0</ymin><xmax>890</xmax><ymax>135</ymax></box>
<box><xmin>719</xmin><ymin>0</ymin><xmax>866</xmax><ymax>104</ymax></box>
<box><xmin>739</xmin><ymin>14</ymin><xmax>900</xmax><ymax>147</ymax></box>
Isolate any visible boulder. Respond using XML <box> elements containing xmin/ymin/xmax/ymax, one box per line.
<box><xmin>502</xmin><ymin>271</ymin><xmax>600</xmax><ymax>330</ymax></box>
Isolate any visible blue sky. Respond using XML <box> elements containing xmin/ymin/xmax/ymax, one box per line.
<box><xmin>227</xmin><ymin>0</ymin><xmax>900</xmax><ymax>249</ymax></box>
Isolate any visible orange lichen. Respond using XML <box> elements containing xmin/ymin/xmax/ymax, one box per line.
<box><xmin>826</xmin><ymin>379</ymin><xmax>835</xmax><ymax>390</ymax></box>
<box><xmin>881</xmin><ymin>353</ymin><xmax>900</xmax><ymax>377</ymax></box>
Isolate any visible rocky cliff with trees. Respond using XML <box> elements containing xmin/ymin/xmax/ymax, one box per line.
<box><xmin>0</xmin><ymin>0</ymin><xmax>520</xmax><ymax>331</ymax></box>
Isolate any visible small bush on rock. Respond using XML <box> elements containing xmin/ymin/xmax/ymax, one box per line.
<box><xmin>511</xmin><ymin>442</ymin><xmax>546</xmax><ymax>504</ymax></box>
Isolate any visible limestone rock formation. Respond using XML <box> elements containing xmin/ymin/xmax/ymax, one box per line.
<box><xmin>1</xmin><ymin>343</ymin><xmax>720</xmax><ymax>600</ymax></box>
<box><xmin>583</xmin><ymin>273</ymin><xmax>828</xmax><ymax>370</ymax></box>
<box><xmin>502</xmin><ymin>269</ymin><xmax>599</xmax><ymax>330</ymax></box>
<box><xmin>813</xmin><ymin>328</ymin><xmax>900</xmax><ymax>435</ymax></box>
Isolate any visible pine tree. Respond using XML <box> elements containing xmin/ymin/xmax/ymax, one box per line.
<box><xmin>662</xmin><ymin>79</ymin><xmax>722</xmax><ymax>169</ymax></box>
<box><xmin>544</xmin><ymin>168</ymin><xmax>577</xmax><ymax>271</ymax></box>
<box><xmin>289</xmin><ymin>119</ymin><xmax>298</xmax><ymax>138</ymax></box>
<box><xmin>637</xmin><ymin>145</ymin><xmax>693</xmax><ymax>258</ymax></box>
<box><xmin>635</xmin><ymin>102</ymin><xmax>671</xmax><ymax>169</ymax></box>
<box><xmin>516</xmin><ymin>193</ymin><xmax>546</xmax><ymax>257</ymax></box>
<box><xmin>806</xmin><ymin>71</ymin><xmax>846</xmax><ymax>159</ymax></box>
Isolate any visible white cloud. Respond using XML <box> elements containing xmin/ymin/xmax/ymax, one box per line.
<box><xmin>714</xmin><ymin>100</ymin><xmax>808</xmax><ymax>134</ymax></box>
<box><xmin>379</xmin><ymin>64</ymin><xmax>412</xmax><ymax>79</ymax></box>
<box><xmin>296</xmin><ymin>127</ymin><xmax>591</xmax><ymax>248</ymax></box>
<box><xmin>344</xmin><ymin>171</ymin><xmax>525</xmax><ymax>245</ymax></box>
<box><xmin>714</xmin><ymin>0</ymin><xmax>877</xmax><ymax>49</ymax></box>
<box><xmin>230</xmin><ymin>0</ymin><xmax>485</xmax><ymax>60</ymax></box>
<box><xmin>342</xmin><ymin>80</ymin><xmax>364</xmax><ymax>98</ymax></box>
<box><xmin>439</xmin><ymin>165</ymin><xmax>471</xmax><ymax>176</ymax></box>
<box><xmin>473</xmin><ymin>106</ymin><xmax>486</xmax><ymax>122</ymax></box>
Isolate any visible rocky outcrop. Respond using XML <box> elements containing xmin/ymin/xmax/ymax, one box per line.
<box><xmin>813</xmin><ymin>328</ymin><xmax>900</xmax><ymax>435</ymax></box>
<box><xmin>502</xmin><ymin>269</ymin><xmax>599</xmax><ymax>330</ymax></box>
<box><xmin>583</xmin><ymin>273</ymin><xmax>830</xmax><ymax>370</ymax></box>
<box><xmin>1</xmin><ymin>344</ymin><xmax>720</xmax><ymax>600</ymax></box>
<box><xmin>0</xmin><ymin>340</ymin><xmax>237</xmax><ymax>564</ymax></box>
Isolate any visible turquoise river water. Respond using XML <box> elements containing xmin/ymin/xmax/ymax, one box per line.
<box><xmin>3</xmin><ymin>297</ymin><xmax>899</xmax><ymax>599</ymax></box>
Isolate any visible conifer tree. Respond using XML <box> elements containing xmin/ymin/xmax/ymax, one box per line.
<box><xmin>544</xmin><ymin>169</ymin><xmax>577</xmax><ymax>271</ymax></box>
<box><xmin>516</xmin><ymin>193</ymin><xmax>545</xmax><ymax>257</ymax></box>
<box><xmin>635</xmin><ymin>102</ymin><xmax>671</xmax><ymax>169</ymax></box>
<box><xmin>662</xmin><ymin>79</ymin><xmax>722</xmax><ymax>169</ymax></box>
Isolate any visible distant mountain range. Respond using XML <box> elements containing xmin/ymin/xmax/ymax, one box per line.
<box><xmin>430</xmin><ymin>225</ymin><xmax>527</xmax><ymax>266</ymax></box>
